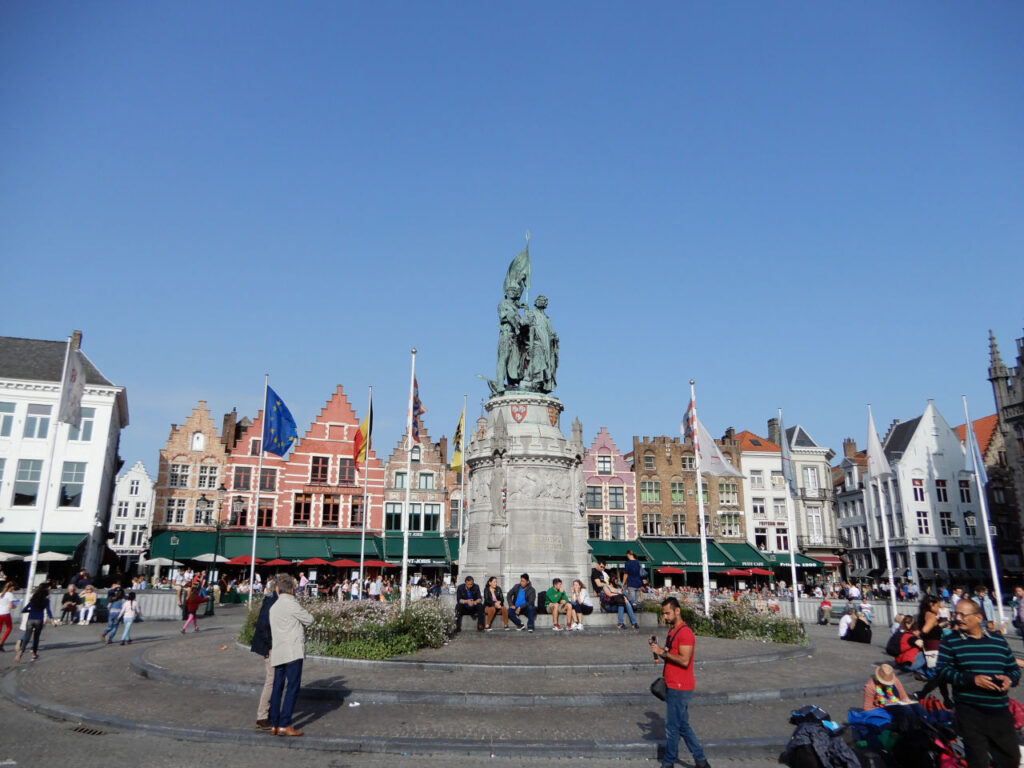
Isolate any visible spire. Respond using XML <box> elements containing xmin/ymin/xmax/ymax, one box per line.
<box><xmin>988</xmin><ymin>330</ymin><xmax>1007</xmax><ymax>378</ymax></box>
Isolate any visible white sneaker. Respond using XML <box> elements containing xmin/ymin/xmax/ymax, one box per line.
<box><xmin>577</xmin><ymin>623</ymin><xmax>584</xmax><ymax>631</ymax></box>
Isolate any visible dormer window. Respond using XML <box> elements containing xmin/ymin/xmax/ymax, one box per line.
<box><xmin>411</xmin><ymin>445</ymin><xmax>421</xmax><ymax>462</ymax></box>
<box><xmin>191</xmin><ymin>432</ymin><xmax>205</xmax><ymax>451</ymax></box>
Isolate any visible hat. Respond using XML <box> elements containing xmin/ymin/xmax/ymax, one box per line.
<box><xmin>874</xmin><ymin>664</ymin><xmax>896</xmax><ymax>686</ymax></box>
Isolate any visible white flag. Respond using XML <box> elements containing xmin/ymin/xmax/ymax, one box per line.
<box><xmin>694</xmin><ymin>417</ymin><xmax>744</xmax><ymax>478</ymax></box>
<box><xmin>57</xmin><ymin>348</ymin><xmax>85</xmax><ymax>428</ymax></box>
<box><xmin>866</xmin><ymin>406</ymin><xmax>892</xmax><ymax>481</ymax></box>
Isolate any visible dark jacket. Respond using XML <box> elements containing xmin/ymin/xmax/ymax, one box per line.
<box><xmin>456</xmin><ymin>583</ymin><xmax>482</xmax><ymax>604</ymax></box>
<box><xmin>250</xmin><ymin>592</ymin><xmax>278</xmax><ymax>657</ymax></box>
<box><xmin>505</xmin><ymin>582</ymin><xmax>536</xmax><ymax>610</ymax></box>
<box><xmin>483</xmin><ymin>585</ymin><xmax>504</xmax><ymax>607</ymax></box>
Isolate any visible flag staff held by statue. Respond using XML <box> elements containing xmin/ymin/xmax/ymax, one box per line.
<box><xmin>355</xmin><ymin>386</ymin><xmax>374</xmax><ymax>597</ymax></box>
<box><xmin>866</xmin><ymin>404</ymin><xmax>899</xmax><ymax>625</ymax></box>
<box><xmin>777</xmin><ymin>409</ymin><xmax>801</xmax><ymax>622</ymax></box>
<box><xmin>400</xmin><ymin>348</ymin><xmax>418</xmax><ymax>612</ymax></box>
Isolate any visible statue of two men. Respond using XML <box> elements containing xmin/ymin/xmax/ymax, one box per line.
<box><xmin>493</xmin><ymin>287</ymin><xmax>558</xmax><ymax>395</ymax></box>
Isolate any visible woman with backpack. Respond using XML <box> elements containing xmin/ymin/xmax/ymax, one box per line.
<box><xmin>602</xmin><ymin>577</ymin><xmax>639</xmax><ymax>630</ymax></box>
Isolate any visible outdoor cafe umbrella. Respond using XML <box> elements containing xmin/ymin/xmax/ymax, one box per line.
<box><xmin>226</xmin><ymin>555</ymin><xmax>264</xmax><ymax>566</ymax></box>
<box><xmin>262</xmin><ymin>558</ymin><xmax>293</xmax><ymax>567</ymax></box>
<box><xmin>361</xmin><ymin>560</ymin><xmax>396</xmax><ymax>568</ymax></box>
<box><xmin>0</xmin><ymin>551</ymin><xmax>23</xmax><ymax>562</ymax></box>
<box><xmin>748</xmin><ymin>567</ymin><xmax>774</xmax><ymax>576</ymax></box>
<box><xmin>142</xmin><ymin>556</ymin><xmax>182</xmax><ymax>567</ymax></box>
<box><xmin>34</xmin><ymin>551</ymin><xmax>72</xmax><ymax>562</ymax></box>
<box><xmin>189</xmin><ymin>553</ymin><xmax>223</xmax><ymax>563</ymax></box>
<box><xmin>655</xmin><ymin>566</ymin><xmax>685</xmax><ymax>575</ymax></box>
<box><xmin>298</xmin><ymin>557</ymin><xmax>332</xmax><ymax>567</ymax></box>
<box><xmin>718</xmin><ymin>568</ymin><xmax>751</xmax><ymax>577</ymax></box>
<box><xmin>331</xmin><ymin>559</ymin><xmax>360</xmax><ymax>568</ymax></box>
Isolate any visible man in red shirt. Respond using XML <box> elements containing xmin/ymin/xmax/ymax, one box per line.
<box><xmin>649</xmin><ymin>597</ymin><xmax>709</xmax><ymax>768</ymax></box>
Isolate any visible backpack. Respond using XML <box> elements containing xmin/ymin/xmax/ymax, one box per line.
<box><xmin>885</xmin><ymin>630</ymin><xmax>904</xmax><ymax>658</ymax></box>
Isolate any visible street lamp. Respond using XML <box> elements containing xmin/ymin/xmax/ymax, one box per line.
<box><xmin>169</xmin><ymin>535</ymin><xmax>180</xmax><ymax>577</ymax></box>
<box><xmin>198</xmin><ymin>492</ymin><xmax>225</xmax><ymax>616</ymax></box>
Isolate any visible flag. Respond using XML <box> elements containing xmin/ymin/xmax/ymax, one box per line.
<box><xmin>778</xmin><ymin>414</ymin><xmax>798</xmax><ymax>497</ymax></box>
<box><xmin>866</xmin><ymin>406</ymin><xmax>892</xmax><ymax>481</ymax></box>
<box><xmin>354</xmin><ymin>399</ymin><xmax>373</xmax><ymax>469</ymax></box>
<box><xmin>262</xmin><ymin>386</ymin><xmax>298</xmax><ymax>457</ymax></box>
<box><xmin>680</xmin><ymin>405</ymin><xmax>743</xmax><ymax>478</ymax></box>
<box><xmin>964</xmin><ymin>420</ymin><xmax>989</xmax><ymax>487</ymax></box>
<box><xmin>411</xmin><ymin>378</ymin><xmax>426</xmax><ymax>443</ymax></box>
<box><xmin>503</xmin><ymin>239</ymin><xmax>531</xmax><ymax>302</ymax></box>
<box><xmin>57</xmin><ymin>347</ymin><xmax>85</xmax><ymax>428</ymax></box>
<box><xmin>682</xmin><ymin>396</ymin><xmax>697</xmax><ymax>447</ymax></box>
<box><xmin>450</xmin><ymin>407</ymin><xmax>465</xmax><ymax>474</ymax></box>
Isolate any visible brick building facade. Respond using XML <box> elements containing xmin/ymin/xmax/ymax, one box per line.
<box><xmin>582</xmin><ymin>427</ymin><xmax>637</xmax><ymax>540</ymax></box>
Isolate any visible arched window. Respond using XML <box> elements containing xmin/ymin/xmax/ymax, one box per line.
<box><xmin>191</xmin><ymin>432</ymin><xmax>205</xmax><ymax>451</ymax></box>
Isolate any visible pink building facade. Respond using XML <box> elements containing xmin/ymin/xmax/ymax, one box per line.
<box><xmin>582</xmin><ymin>427</ymin><xmax>637</xmax><ymax>540</ymax></box>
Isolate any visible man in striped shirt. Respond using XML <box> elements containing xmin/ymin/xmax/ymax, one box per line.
<box><xmin>936</xmin><ymin>598</ymin><xmax>1021</xmax><ymax>768</ymax></box>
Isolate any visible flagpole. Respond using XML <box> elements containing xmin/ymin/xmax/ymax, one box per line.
<box><xmin>22</xmin><ymin>337</ymin><xmax>73</xmax><ymax>626</ymax></box>
<box><xmin>779</xmin><ymin>409</ymin><xmax>799</xmax><ymax>621</ymax></box>
<box><xmin>459</xmin><ymin>394</ymin><xmax>467</xmax><ymax>550</ymax></box>
<box><xmin>358</xmin><ymin>385</ymin><xmax>373</xmax><ymax>599</ymax></box>
<box><xmin>690</xmin><ymin>380</ymin><xmax>711</xmax><ymax>617</ymax></box>
<box><xmin>963</xmin><ymin>395</ymin><xmax>1004</xmax><ymax>628</ymax></box>
<box><xmin>247</xmin><ymin>374</ymin><xmax>269</xmax><ymax>608</ymax></box>
<box><xmin>867</xmin><ymin>405</ymin><xmax>899</xmax><ymax>625</ymax></box>
<box><xmin>400</xmin><ymin>349</ymin><xmax>416</xmax><ymax>612</ymax></box>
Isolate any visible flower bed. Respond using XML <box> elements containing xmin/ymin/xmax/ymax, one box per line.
<box><xmin>240</xmin><ymin>596</ymin><xmax>456</xmax><ymax>660</ymax></box>
<box><xmin>641</xmin><ymin>598</ymin><xmax>806</xmax><ymax>645</ymax></box>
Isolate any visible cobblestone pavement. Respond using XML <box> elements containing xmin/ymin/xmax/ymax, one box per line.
<box><xmin>2</xmin><ymin>608</ymin><xmax>1022</xmax><ymax>766</ymax></box>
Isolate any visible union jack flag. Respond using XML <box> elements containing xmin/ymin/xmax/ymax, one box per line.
<box><xmin>411</xmin><ymin>378</ymin><xmax>426</xmax><ymax>443</ymax></box>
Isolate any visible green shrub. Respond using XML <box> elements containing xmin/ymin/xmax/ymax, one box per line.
<box><xmin>675</xmin><ymin>599</ymin><xmax>805</xmax><ymax>645</ymax></box>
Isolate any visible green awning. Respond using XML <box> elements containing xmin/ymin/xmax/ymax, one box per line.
<box><xmin>0</xmin><ymin>532</ymin><xmax>87</xmax><ymax>556</ymax></box>
<box><xmin>761</xmin><ymin>552</ymin><xmax>823</xmax><ymax>569</ymax></box>
<box><xmin>637</xmin><ymin>539</ymin><xmax>686</xmax><ymax>566</ymax></box>
<box><xmin>324</xmin><ymin>536</ymin><xmax>378</xmax><ymax>558</ymax></box>
<box><xmin>588</xmin><ymin>539</ymin><xmax>641</xmax><ymax>565</ymax></box>
<box><xmin>717</xmin><ymin>542</ymin><xmax>774</xmax><ymax>568</ymax></box>
<box><xmin>219</xmin><ymin>534</ymin><xmax>278</xmax><ymax>560</ymax></box>
<box><xmin>666</xmin><ymin>540</ymin><xmax>730</xmax><ymax>570</ymax></box>
<box><xmin>150</xmin><ymin>531</ymin><xmax>217</xmax><ymax>559</ymax></box>
<box><xmin>380</xmin><ymin>534</ymin><xmax>449</xmax><ymax>564</ymax></box>
<box><xmin>277</xmin><ymin>536</ymin><xmax>332</xmax><ymax>559</ymax></box>
<box><xmin>444</xmin><ymin>536</ymin><xmax>459</xmax><ymax>563</ymax></box>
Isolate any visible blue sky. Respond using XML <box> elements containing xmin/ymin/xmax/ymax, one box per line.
<box><xmin>2</xmin><ymin>2</ymin><xmax>1022</xmax><ymax>471</ymax></box>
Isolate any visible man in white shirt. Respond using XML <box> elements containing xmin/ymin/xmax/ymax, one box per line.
<box><xmin>847</xmin><ymin>583</ymin><xmax>861</xmax><ymax>601</ymax></box>
<box><xmin>838</xmin><ymin>607</ymin><xmax>855</xmax><ymax>639</ymax></box>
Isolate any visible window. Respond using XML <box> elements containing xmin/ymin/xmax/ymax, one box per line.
<box><xmin>994</xmin><ymin>487</ymin><xmax>1005</xmax><ymax>504</ymax></box>
<box><xmin>803</xmin><ymin>466</ymin><xmax>820</xmax><ymax>495</ymax></box>
<box><xmin>385</xmin><ymin>502</ymin><xmax>403</xmax><ymax>531</ymax></box>
<box><xmin>197</xmin><ymin>466</ymin><xmax>218</xmax><ymax>489</ymax></box>
<box><xmin>681</xmin><ymin>455</ymin><xmax>695</xmax><ymax>471</ymax></box>
<box><xmin>0</xmin><ymin>402</ymin><xmax>13</xmax><ymax>436</ymax></box>
<box><xmin>449</xmin><ymin>497</ymin><xmax>461</xmax><ymax>530</ymax></box>
<box><xmin>169</xmin><ymin>464</ymin><xmax>189</xmax><ymax>489</ymax></box>
<box><xmin>233</xmin><ymin>466</ymin><xmax>251</xmax><ymax>491</ymax></box>
<box><xmin>310</xmin><ymin>456</ymin><xmax>329</xmax><ymax>483</ymax></box>
<box><xmin>770</xmin><ymin>471</ymin><xmax>784</xmax><ymax>488</ymax></box>
<box><xmin>940</xmin><ymin>510</ymin><xmax>954</xmax><ymax>536</ymax></box>
<box><xmin>424</xmin><ymin>503</ymin><xmax>441</xmax><ymax>532</ymax></box>
<box><xmin>755</xmin><ymin>527</ymin><xmax>768</xmax><ymax>550</ymax></box>
<box><xmin>750</xmin><ymin>470</ymin><xmax>764</xmax><ymax>489</ymax></box>
<box><xmin>671</xmin><ymin>513</ymin><xmax>686</xmax><ymax>535</ymax></box>
<box><xmin>642</xmin><ymin>513</ymin><xmax>662</xmax><ymax>535</ymax></box>
<box><xmin>257</xmin><ymin>499</ymin><xmax>273</xmax><ymax>527</ymax></box>
<box><xmin>260</xmin><ymin>468</ymin><xmax>276</xmax><ymax>492</ymax></box>
<box><xmin>772</xmin><ymin>499</ymin><xmax>786</xmax><ymax>518</ymax></box>
<box><xmin>586</xmin><ymin>486</ymin><xmax>603</xmax><ymax>509</ymax></box>
<box><xmin>640</xmin><ymin>481</ymin><xmax>660</xmax><ymax>504</ymax></box>
<box><xmin>643</xmin><ymin>453</ymin><xmax>655</xmax><ymax>470</ymax></box>
<box><xmin>916</xmin><ymin>510</ymin><xmax>930</xmax><ymax>535</ymax></box>
<box><xmin>963</xmin><ymin>514</ymin><xmax>977</xmax><ymax>537</ymax></box>
<box><xmin>609</xmin><ymin>516</ymin><xmax>626</xmax><ymax>540</ymax></box>
<box><xmin>394</xmin><ymin>472</ymin><xmax>406</xmax><ymax>489</ymax></box>
<box><xmin>250</xmin><ymin>439</ymin><xmax>262</xmax><ymax>456</ymax></box>
<box><xmin>69</xmin><ymin>407</ymin><xmax>95</xmax><ymax>441</ymax></box>
<box><xmin>935</xmin><ymin>480</ymin><xmax>948</xmax><ymax>503</ymax></box>
<box><xmin>959</xmin><ymin>480</ymin><xmax>971</xmax><ymax>504</ymax></box>
<box><xmin>701</xmin><ymin>486</ymin><xmax>709</xmax><ymax>506</ymax></box>
<box><xmin>776</xmin><ymin>527</ymin><xmax>789</xmax><ymax>550</ymax></box>
<box><xmin>292</xmin><ymin>494</ymin><xmax>312</xmax><ymax>526</ymax></box>
<box><xmin>13</xmin><ymin>459</ymin><xmax>43</xmax><ymax>506</ymax></box>
<box><xmin>806</xmin><ymin>506</ymin><xmax>823</xmax><ymax>544</ymax></box>
<box><xmin>587</xmin><ymin>515</ymin><xmax>603</xmax><ymax>539</ymax></box>
<box><xmin>597</xmin><ymin>455</ymin><xmax>612</xmax><ymax>475</ymax></box>
<box><xmin>191</xmin><ymin>432</ymin><xmax>205</xmax><ymax>451</ymax></box>
<box><xmin>113</xmin><ymin>523</ymin><xmax>127</xmax><ymax>547</ymax></box>
<box><xmin>670</xmin><ymin>482</ymin><xmax>685</xmax><ymax>504</ymax></box>
<box><xmin>231</xmin><ymin>498</ymin><xmax>248</xmax><ymax>527</ymax></box>
<box><xmin>418</xmin><ymin>472</ymin><xmax>435</xmax><ymax>490</ymax></box>
<box><xmin>116</xmin><ymin>501</ymin><xmax>129</xmax><ymax>518</ymax></box>
<box><xmin>350</xmin><ymin>496</ymin><xmax>364</xmax><ymax>527</ymax></box>
<box><xmin>411</xmin><ymin>445</ymin><xmax>421</xmax><ymax>462</ymax></box>
<box><xmin>23</xmin><ymin>404</ymin><xmax>51</xmax><ymax>439</ymax></box>
<box><xmin>912</xmin><ymin>478</ymin><xmax>925</xmax><ymax>502</ymax></box>
<box><xmin>720</xmin><ymin>513</ymin><xmax>741</xmax><ymax>537</ymax></box>
<box><xmin>608</xmin><ymin>486</ymin><xmax>625</xmax><ymax>510</ymax></box>
<box><xmin>719</xmin><ymin>482</ymin><xmax>739</xmax><ymax>506</ymax></box>
<box><xmin>134</xmin><ymin>501</ymin><xmax>147</xmax><ymax>518</ymax></box>
<box><xmin>752</xmin><ymin>497</ymin><xmax>766</xmax><ymax>517</ymax></box>
<box><xmin>338</xmin><ymin>458</ymin><xmax>355</xmax><ymax>485</ymax></box>
<box><xmin>166</xmin><ymin>499</ymin><xmax>186</xmax><ymax>525</ymax></box>
<box><xmin>322</xmin><ymin>495</ymin><xmax>339</xmax><ymax>527</ymax></box>
<box><xmin>130</xmin><ymin>525</ymin><xmax>146</xmax><ymax>547</ymax></box>
<box><xmin>127</xmin><ymin>478</ymin><xmax>138</xmax><ymax>496</ymax></box>
<box><xmin>408</xmin><ymin>503</ymin><xmax>423</xmax><ymax>531</ymax></box>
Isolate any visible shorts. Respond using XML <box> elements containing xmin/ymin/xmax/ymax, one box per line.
<box><xmin>571</xmin><ymin>603</ymin><xmax>593</xmax><ymax>615</ymax></box>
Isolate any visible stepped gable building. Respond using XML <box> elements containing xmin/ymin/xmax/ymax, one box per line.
<box><xmin>988</xmin><ymin>330</ymin><xmax>1024</xmax><ymax>565</ymax></box>
<box><xmin>632</xmin><ymin>429</ymin><xmax>746</xmax><ymax>541</ymax></box>
<box><xmin>834</xmin><ymin>438</ymin><xmax>870</xmax><ymax>578</ymax></box>
<box><xmin>0</xmin><ymin>332</ymin><xmax>129</xmax><ymax>578</ymax></box>
<box><xmin>109</xmin><ymin>460</ymin><xmax>156</xmax><ymax>572</ymax></box>
<box><xmin>582</xmin><ymin>428</ymin><xmax>637</xmax><ymax>541</ymax></box>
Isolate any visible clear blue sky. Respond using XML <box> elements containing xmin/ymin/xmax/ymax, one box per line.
<box><xmin>2</xmin><ymin>2</ymin><xmax>1022</xmax><ymax>472</ymax></box>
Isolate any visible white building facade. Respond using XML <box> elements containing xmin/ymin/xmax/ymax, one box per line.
<box><xmin>109</xmin><ymin>460</ymin><xmax>155</xmax><ymax>573</ymax></box>
<box><xmin>0</xmin><ymin>334</ymin><xmax>129</xmax><ymax>578</ymax></box>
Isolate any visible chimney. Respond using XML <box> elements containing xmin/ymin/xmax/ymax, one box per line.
<box><xmin>724</xmin><ymin>427</ymin><xmax>735</xmax><ymax>441</ymax></box>
<box><xmin>843</xmin><ymin>438</ymin><xmax>858</xmax><ymax>458</ymax></box>
<box><xmin>71</xmin><ymin>330</ymin><xmax>83</xmax><ymax>350</ymax></box>
<box><xmin>439</xmin><ymin>435</ymin><xmax>448</xmax><ymax>466</ymax></box>
<box><xmin>222</xmin><ymin>409</ymin><xmax>238</xmax><ymax>448</ymax></box>
<box><xmin>767</xmin><ymin>418</ymin><xmax>780</xmax><ymax>446</ymax></box>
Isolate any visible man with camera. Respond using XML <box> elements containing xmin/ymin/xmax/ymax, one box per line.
<box><xmin>936</xmin><ymin>598</ymin><xmax>1020</xmax><ymax>768</ymax></box>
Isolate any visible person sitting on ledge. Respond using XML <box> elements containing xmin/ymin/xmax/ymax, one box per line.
<box><xmin>505</xmin><ymin>573</ymin><xmax>536</xmax><ymax>632</ymax></box>
<box><xmin>455</xmin><ymin>575</ymin><xmax>485</xmax><ymax>633</ymax></box>
<box><xmin>545</xmin><ymin>578</ymin><xmax>570</xmax><ymax>631</ymax></box>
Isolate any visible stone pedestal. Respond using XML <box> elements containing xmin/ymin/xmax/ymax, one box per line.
<box><xmin>461</xmin><ymin>393</ymin><xmax>589</xmax><ymax>593</ymax></box>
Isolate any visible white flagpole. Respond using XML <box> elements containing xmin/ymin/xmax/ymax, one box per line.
<box><xmin>247</xmin><ymin>374</ymin><xmax>269</xmax><ymax>608</ymax></box>
<box><xmin>691</xmin><ymin>380</ymin><xmax>711</xmax><ymax>617</ymax></box>
<box><xmin>868</xmin><ymin>405</ymin><xmax>899</xmax><ymax>625</ymax></box>
<box><xmin>779</xmin><ymin>409</ymin><xmax>799</xmax><ymax>621</ymax></box>
<box><xmin>963</xmin><ymin>395</ymin><xmax>1004</xmax><ymax>628</ymax></box>
<box><xmin>400</xmin><ymin>349</ymin><xmax>417</xmax><ymax>612</ymax></box>
<box><xmin>22</xmin><ymin>337</ymin><xmax>73</xmax><ymax>627</ymax></box>
<box><xmin>458</xmin><ymin>394</ymin><xmax>467</xmax><ymax>550</ymax></box>
<box><xmin>358</xmin><ymin>385</ymin><xmax>373</xmax><ymax>599</ymax></box>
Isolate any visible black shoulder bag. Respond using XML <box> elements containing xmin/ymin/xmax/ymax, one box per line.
<box><xmin>650</xmin><ymin>624</ymin><xmax>686</xmax><ymax>701</ymax></box>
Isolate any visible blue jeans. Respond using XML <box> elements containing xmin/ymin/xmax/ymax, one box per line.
<box><xmin>662</xmin><ymin>687</ymin><xmax>705</xmax><ymax>767</ymax></box>
<box><xmin>269</xmin><ymin>659</ymin><xmax>303</xmax><ymax>728</ymax></box>
<box><xmin>508</xmin><ymin>604</ymin><xmax>535</xmax><ymax>630</ymax></box>
<box><xmin>120</xmin><ymin>617</ymin><xmax>135</xmax><ymax>642</ymax></box>
<box><xmin>617</xmin><ymin>599</ymin><xmax>637</xmax><ymax>626</ymax></box>
<box><xmin>102</xmin><ymin>613</ymin><xmax>120</xmax><ymax>641</ymax></box>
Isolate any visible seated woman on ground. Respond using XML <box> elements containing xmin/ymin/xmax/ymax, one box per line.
<box><xmin>845</xmin><ymin>612</ymin><xmax>873</xmax><ymax>644</ymax></box>
<box><xmin>893</xmin><ymin>615</ymin><xmax>928</xmax><ymax>677</ymax></box>
<box><xmin>602</xmin><ymin>577</ymin><xmax>638</xmax><ymax>630</ymax></box>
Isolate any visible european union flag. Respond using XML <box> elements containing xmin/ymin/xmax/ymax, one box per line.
<box><xmin>262</xmin><ymin>385</ymin><xmax>298</xmax><ymax>457</ymax></box>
